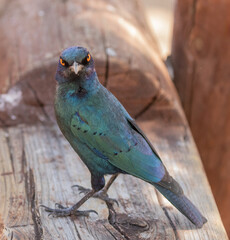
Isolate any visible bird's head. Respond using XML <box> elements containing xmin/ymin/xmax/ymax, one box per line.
<box><xmin>55</xmin><ymin>46</ymin><xmax>95</xmax><ymax>84</ymax></box>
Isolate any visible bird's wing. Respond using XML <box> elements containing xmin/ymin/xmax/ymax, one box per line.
<box><xmin>70</xmin><ymin>110</ymin><xmax>165</xmax><ymax>183</ymax></box>
<box><xmin>123</xmin><ymin>118</ymin><xmax>183</xmax><ymax>194</ymax></box>
<box><xmin>126</xmin><ymin>118</ymin><xmax>161</xmax><ymax>159</ymax></box>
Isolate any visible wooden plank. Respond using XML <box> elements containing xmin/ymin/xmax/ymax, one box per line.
<box><xmin>172</xmin><ymin>0</ymin><xmax>230</xmax><ymax>235</ymax></box>
<box><xmin>0</xmin><ymin>124</ymin><xmax>172</xmax><ymax>239</ymax></box>
<box><xmin>0</xmin><ymin>122</ymin><xmax>227</xmax><ymax>239</ymax></box>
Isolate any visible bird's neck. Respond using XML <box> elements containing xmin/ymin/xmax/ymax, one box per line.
<box><xmin>78</xmin><ymin>71</ymin><xmax>99</xmax><ymax>91</ymax></box>
<box><xmin>56</xmin><ymin>71</ymin><xmax>100</xmax><ymax>98</ymax></box>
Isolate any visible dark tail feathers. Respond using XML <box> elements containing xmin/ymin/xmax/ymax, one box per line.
<box><xmin>154</xmin><ymin>184</ymin><xmax>207</xmax><ymax>228</ymax></box>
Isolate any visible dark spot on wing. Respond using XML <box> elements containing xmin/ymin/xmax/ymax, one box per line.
<box><xmin>93</xmin><ymin>132</ymin><xmax>97</xmax><ymax>135</ymax></box>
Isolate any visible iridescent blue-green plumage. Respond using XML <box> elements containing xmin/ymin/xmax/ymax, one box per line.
<box><xmin>54</xmin><ymin>46</ymin><xmax>207</xmax><ymax>227</ymax></box>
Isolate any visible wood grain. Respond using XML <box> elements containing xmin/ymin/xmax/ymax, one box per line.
<box><xmin>0</xmin><ymin>0</ymin><xmax>227</xmax><ymax>239</ymax></box>
<box><xmin>0</xmin><ymin>122</ymin><xmax>227</xmax><ymax>239</ymax></box>
<box><xmin>0</xmin><ymin>0</ymin><xmax>164</xmax><ymax>126</ymax></box>
<box><xmin>172</xmin><ymin>0</ymin><xmax>230</xmax><ymax>235</ymax></box>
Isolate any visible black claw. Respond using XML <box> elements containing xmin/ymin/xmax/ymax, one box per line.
<box><xmin>71</xmin><ymin>184</ymin><xmax>81</xmax><ymax>189</ymax></box>
<box><xmin>40</xmin><ymin>204</ymin><xmax>52</xmax><ymax>211</ymax></box>
<box><xmin>108</xmin><ymin>198</ymin><xmax>119</xmax><ymax>207</ymax></box>
<box><xmin>55</xmin><ymin>203</ymin><xmax>67</xmax><ymax>209</ymax></box>
<box><xmin>103</xmin><ymin>196</ymin><xmax>119</xmax><ymax>206</ymax></box>
<box><xmin>40</xmin><ymin>204</ymin><xmax>97</xmax><ymax>218</ymax></box>
<box><xmin>75</xmin><ymin>209</ymin><xmax>98</xmax><ymax>217</ymax></box>
<box><xmin>40</xmin><ymin>205</ymin><xmax>56</xmax><ymax>213</ymax></box>
<box><xmin>93</xmin><ymin>192</ymin><xmax>119</xmax><ymax>206</ymax></box>
<box><xmin>72</xmin><ymin>184</ymin><xmax>91</xmax><ymax>194</ymax></box>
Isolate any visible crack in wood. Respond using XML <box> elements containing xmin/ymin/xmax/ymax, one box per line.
<box><xmin>134</xmin><ymin>93</ymin><xmax>159</xmax><ymax>119</ymax></box>
<box><xmin>105</xmin><ymin>200</ymin><xmax>151</xmax><ymax>240</ymax></box>
<box><xmin>154</xmin><ymin>189</ymin><xmax>179</xmax><ymax>240</ymax></box>
<box><xmin>25</xmin><ymin>82</ymin><xmax>50</xmax><ymax>121</ymax></box>
<box><xmin>73</xmin><ymin>222</ymin><xmax>83</xmax><ymax>240</ymax></box>
<box><xmin>4</xmin><ymin>129</ymin><xmax>16</xmax><ymax>181</ymax></box>
<box><xmin>19</xmin><ymin>130</ymin><xmax>27</xmax><ymax>183</ymax></box>
<box><xmin>106</xmin><ymin>202</ymin><xmax>129</xmax><ymax>240</ymax></box>
<box><xmin>162</xmin><ymin>207</ymin><xmax>179</xmax><ymax>240</ymax></box>
<box><xmin>6</xmin><ymin>223</ymin><xmax>35</xmax><ymax>229</ymax></box>
<box><xmin>10</xmin><ymin>231</ymin><xmax>13</xmax><ymax>240</ymax></box>
<box><xmin>103</xmin><ymin>225</ymin><xmax>118</xmax><ymax>240</ymax></box>
<box><xmin>26</xmin><ymin>169</ymin><xmax>43</xmax><ymax>240</ymax></box>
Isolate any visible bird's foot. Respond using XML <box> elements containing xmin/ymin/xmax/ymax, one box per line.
<box><xmin>72</xmin><ymin>184</ymin><xmax>91</xmax><ymax>194</ymax></box>
<box><xmin>72</xmin><ymin>184</ymin><xmax>119</xmax><ymax>206</ymax></box>
<box><xmin>94</xmin><ymin>191</ymin><xmax>119</xmax><ymax>206</ymax></box>
<box><xmin>40</xmin><ymin>203</ymin><xmax>97</xmax><ymax>218</ymax></box>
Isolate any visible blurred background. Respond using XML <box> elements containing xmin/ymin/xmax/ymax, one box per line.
<box><xmin>142</xmin><ymin>0</ymin><xmax>175</xmax><ymax>59</ymax></box>
<box><xmin>143</xmin><ymin>0</ymin><xmax>230</xmax><ymax>236</ymax></box>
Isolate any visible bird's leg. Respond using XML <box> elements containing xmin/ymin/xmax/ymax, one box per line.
<box><xmin>94</xmin><ymin>173</ymin><xmax>119</xmax><ymax>205</ymax></box>
<box><xmin>41</xmin><ymin>189</ymin><xmax>97</xmax><ymax>217</ymax></box>
<box><xmin>73</xmin><ymin>174</ymin><xmax>119</xmax><ymax>205</ymax></box>
<box><xmin>103</xmin><ymin>173</ymin><xmax>119</xmax><ymax>192</ymax></box>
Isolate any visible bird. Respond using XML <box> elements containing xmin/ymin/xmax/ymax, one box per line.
<box><xmin>41</xmin><ymin>46</ymin><xmax>207</xmax><ymax>228</ymax></box>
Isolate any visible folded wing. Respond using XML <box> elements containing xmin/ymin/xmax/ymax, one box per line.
<box><xmin>70</xmin><ymin>110</ymin><xmax>165</xmax><ymax>183</ymax></box>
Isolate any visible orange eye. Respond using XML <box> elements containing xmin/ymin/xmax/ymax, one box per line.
<box><xmin>87</xmin><ymin>53</ymin><xmax>91</xmax><ymax>62</ymax></box>
<box><xmin>60</xmin><ymin>58</ymin><xmax>65</xmax><ymax>66</ymax></box>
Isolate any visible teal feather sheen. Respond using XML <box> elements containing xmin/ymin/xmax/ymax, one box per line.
<box><xmin>54</xmin><ymin>46</ymin><xmax>207</xmax><ymax>228</ymax></box>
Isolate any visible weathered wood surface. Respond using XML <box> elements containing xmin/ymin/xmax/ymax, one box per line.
<box><xmin>0</xmin><ymin>0</ymin><xmax>161</xmax><ymax>125</ymax></box>
<box><xmin>0</xmin><ymin>122</ymin><xmax>227</xmax><ymax>240</ymax></box>
<box><xmin>0</xmin><ymin>0</ymin><xmax>228</xmax><ymax>239</ymax></box>
<box><xmin>172</xmin><ymin>0</ymin><xmax>230</xmax><ymax>236</ymax></box>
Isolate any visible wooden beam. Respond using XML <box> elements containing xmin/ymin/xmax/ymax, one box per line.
<box><xmin>172</xmin><ymin>0</ymin><xmax>230</xmax><ymax>235</ymax></box>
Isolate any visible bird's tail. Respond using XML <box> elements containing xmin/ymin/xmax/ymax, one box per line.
<box><xmin>153</xmin><ymin>183</ymin><xmax>207</xmax><ymax>228</ymax></box>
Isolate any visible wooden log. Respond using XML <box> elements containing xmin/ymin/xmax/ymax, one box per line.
<box><xmin>0</xmin><ymin>0</ymin><xmax>227</xmax><ymax>239</ymax></box>
<box><xmin>0</xmin><ymin>0</ymin><xmax>162</xmax><ymax>126</ymax></box>
<box><xmin>172</xmin><ymin>0</ymin><xmax>230</xmax><ymax>236</ymax></box>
